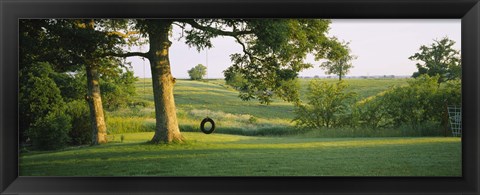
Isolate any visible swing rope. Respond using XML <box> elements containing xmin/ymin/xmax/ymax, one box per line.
<box><xmin>200</xmin><ymin>49</ymin><xmax>216</xmax><ymax>134</ymax></box>
<box><xmin>206</xmin><ymin>49</ymin><xmax>209</xmax><ymax>118</ymax></box>
<box><xmin>140</xmin><ymin>44</ymin><xmax>146</xmax><ymax>97</ymax></box>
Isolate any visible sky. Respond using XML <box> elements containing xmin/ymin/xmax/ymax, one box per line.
<box><xmin>126</xmin><ymin>19</ymin><xmax>461</xmax><ymax>79</ymax></box>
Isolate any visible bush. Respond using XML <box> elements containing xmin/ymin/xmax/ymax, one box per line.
<box><xmin>27</xmin><ymin>107</ymin><xmax>71</xmax><ymax>150</ymax></box>
<box><xmin>19</xmin><ymin>62</ymin><xmax>66</xmax><ymax>143</ymax></box>
<box><xmin>355</xmin><ymin>75</ymin><xmax>460</xmax><ymax>133</ymax></box>
<box><xmin>355</xmin><ymin>92</ymin><xmax>393</xmax><ymax>129</ymax></box>
<box><xmin>66</xmin><ymin>100</ymin><xmax>92</xmax><ymax>145</ymax></box>
<box><xmin>224</xmin><ymin>66</ymin><xmax>247</xmax><ymax>89</ymax></box>
<box><xmin>293</xmin><ymin>80</ymin><xmax>356</xmax><ymax>129</ymax></box>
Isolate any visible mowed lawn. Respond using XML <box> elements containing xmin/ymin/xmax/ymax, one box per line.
<box><xmin>20</xmin><ymin>132</ymin><xmax>461</xmax><ymax>176</ymax></box>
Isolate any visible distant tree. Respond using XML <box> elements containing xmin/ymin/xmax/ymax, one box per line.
<box><xmin>320</xmin><ymin>43</ymin><xmax>356</xmax><ymax>81</ymax></box>
<box><xmin>409</xmin><ymin>37</ymin><xmax>461</xmax><ymax>83</ymax></box>
<box><xmin>188</xmin><ymin>64</ymin><xmax>207</xmax><ymax>80</ymax></box>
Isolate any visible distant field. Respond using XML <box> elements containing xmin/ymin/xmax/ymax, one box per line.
<box><xmin>19</xmin><ymin>132</ymin><xmax>461</xmax><ymax>176</ymax></box>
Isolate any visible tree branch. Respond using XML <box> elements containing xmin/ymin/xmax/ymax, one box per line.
<box><xmin>181</xmin><ymin>19</ymin><xmax>254</xmax><ymax>37</ymax></box>
<box><xmin>107</xmin><ymin>31</ymin><xmax>140</xmax><ymax>38</ymax></box>
<box><xmin>232</xmin><ymin>36</ymin><xmax>262</xmax><ymax>63</ymax></box>
<box><xmin>104</xmin><ymin>51</ymin><xmax>149</xmax><ymax>58</ymax></box>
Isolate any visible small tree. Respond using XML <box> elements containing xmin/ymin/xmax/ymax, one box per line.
<box><xmin>409</xmin><ymin>37</ymin><xmax>461</xmax><ymax>83</ymax></box>
<box><xmin>319</xmin><ymin>43</ymin><xmax>356</xmax><ymax>81</ymax></box>
<box><xmin>188</xmin><ymin>64</ymin><xmax>207</xmax><ymax>80</ymax></box>
<box><xmin>293</xmin><ymin>80</ymin><xmax>356</xmax><ymax>128</ymax></box>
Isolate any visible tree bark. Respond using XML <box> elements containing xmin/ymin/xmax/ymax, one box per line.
<box><xmin>86</xmin><ymin>64</ymin><xmax>108</xmax><ymax>144</ymax></box>
<box><xmin>339</xmin><ymin>67</ymin><xmax>343</xmax><ymax>81</ymax></box>
<box><xmin>146</xmin><ymin>20</ymin><xmax>184</xmax><ymax>143</ymax></box>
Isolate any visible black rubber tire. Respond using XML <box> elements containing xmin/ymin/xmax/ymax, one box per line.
<box><xmin>200</xmin><ymin>117</ymin><xmax>215</xmax><ymax>134</ymax></box>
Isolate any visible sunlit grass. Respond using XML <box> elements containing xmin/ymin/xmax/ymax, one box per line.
<box><xmin>19</xmin><ymin>132</ymin><xmax>461</xmax><ymax>176</ymax></box>
<box><xmin>107</xmin><ymin>78</ymin><xmax>430</xmax><ymax>137</ymax></box>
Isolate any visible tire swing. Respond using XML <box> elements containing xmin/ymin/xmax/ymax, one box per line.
<box><xmin>200</xmin><ymin>49</ymin><xmax>216</xmax><ymax>135</ymax></box>
<box><xmin>200</xmin><ymin>117</ymin><xmax>215</xmax><ymax>134</ymax></box>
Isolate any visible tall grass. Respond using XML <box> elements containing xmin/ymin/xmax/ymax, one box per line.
<box><xmin>106</xmin><ymin>78</ymin><xmax>442</xmax><ymax>138</ymax></box>
<box><xmin>106</xmin><ymin>117</ymin><xmax>155</xmax><ymax>134</ymax></box>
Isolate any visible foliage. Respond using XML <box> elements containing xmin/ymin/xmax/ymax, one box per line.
<box><xmin>319</xmin><ymin>43</ymin><xmax>356</xmax><ymax>80</ymax></box>
<box><xmin>170</xmin><ymin>19</ymin><xmax>348</xmax><ymax>104</ymax></box>
<box><xmin>100</xmin><ymin>67</ymin><xmax>138</xmax><ymax>110</ymax></box>
<box><xmin>20</xmin><ymin>19</ymin><xmax>136</xmax><ymax>145</ymax></box>
<box><xmin>293</xmin><ymin>80</ymin><xmax>356</xmax><ymax>128</ymax></box>
<box><xmin>19</xmin><ymin>62</ymin><xmax>67</xmax><ymax>143</ymax></box>
<box><xmin>223</xmin><ymin>66</ymin><xmax>248</xmax><ymax>89</ymax></box>
<box><xmin>409</xmin><ymin>37</ymin><xmax>461</xmax><ymax>83</ymax></box>
<box><xmin>354</xmin><ymin>94</ymin><xmax>392</xmax><ymax>129</ymax></box>
<box><xmin>66</xmin><ymin>100</ymin><xmax>92</xmax><ymax>145</ymax></box>
<box><xmin>225</xmin><ymin>19</ymin><xmax>347</xmax><ymax>104</ymax></box>
<box><xmin>27</xmin><ymin>106</ymin><xmax>72</xmax><ymax>150</ymax></box>
<box><xmin>188</xmin><ymin>64</ymin><xmax>207</xmax><ymax>80</ymax></box>
<box><xmin>50</xmin><ymin>71</ymin><xmax>86</xmax><ymax>102</ymax></box>
<box><xmin>355</xmin><ymin>75</ymin><xmax>461</xmax><ymax>131</ymax></box>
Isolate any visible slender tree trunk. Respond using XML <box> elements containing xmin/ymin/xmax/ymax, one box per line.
<box><xmin>86</xmin><ymin>64</ymin><xmax>108</xmax><ymax>144</ymax></box>
<box><xmin>146</xmin><ymin>20</ymin><xmax>184</xmax><ymax>143</ymax></box>
<box><xmin>339</xmin><ymin>67</ymin><xmax>343</xmax><ymax>81</ymax></box>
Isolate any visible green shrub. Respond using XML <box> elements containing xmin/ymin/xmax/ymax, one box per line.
<box><xmin>66</xmin><ymin>100</ymin><xmax>92</xmax><ymax>145</ymax></box>
<box><xmin>293</xmin><ymin>80</ymin><xmax>356</xmax><ymax>129</ymax></box>
<box><xmin>19</xmin><ymin>62</ymin><xmax>65</xmax><ymax>143</ymax></box>
<box><xmin>27</xmin><ymin>108</ymin><xmax>71</xmax><ymax>150</ymax></box>
<box><xmin>224</xmin><ymin>66</ymin><xmax>247</xmax><ymax>89</ymax></box>
<box><xmin>354</xmin><ymin>75</ymin><xmax>460</xmax><ymax>135</ymax></box>
<box><xmin>355</xmin><ymin>92</ymin><xmax>393</xmax><ymax>129</ymax></box>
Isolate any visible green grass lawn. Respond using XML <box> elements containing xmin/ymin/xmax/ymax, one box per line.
<box><xmin>20</xmin><ymin>132</ymin><xmax>461</xmax><ymax>176</ymax></box>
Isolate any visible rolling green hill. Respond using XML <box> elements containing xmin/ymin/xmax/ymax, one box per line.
<box><xmin>110</xmin><ymin>78</ymin><xmax>409</xmax><ymax>136</ymax></box>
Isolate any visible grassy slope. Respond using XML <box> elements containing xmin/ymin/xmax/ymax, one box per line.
<box><xmin>20</xmin><ymin>78</ymin><xmax>461</xmax><ymax>176</ymax></box>
<box><xmin>111</xmin><ymin>78</ymin><xmax>409</xmax><ymax>135</ymax></box>
<box><xmin>135</xmin><ymin>78</ymin><xmax>409</xmax><ymax>119</ymax></box>
<box><xmin>20</xmin><ymin>132</ymin><xmax>461</xmax><ymax>176</ymax></box>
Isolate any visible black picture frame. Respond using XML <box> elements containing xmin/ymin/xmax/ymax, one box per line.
<box><xmin>1</xmin><ymin>0</ymin><xmax>479</xmax><ymax>194</ymax></box>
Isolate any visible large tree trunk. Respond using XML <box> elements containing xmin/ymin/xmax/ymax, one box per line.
<box><xmin>146</xmin><ymin>20</ymin><xmax>184</xmax><ymax>143</ymax></box>
<box><xmin>86</xmin><ymin>64</ymin><xmax>108</xmax><ymax>144</ymax></box>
